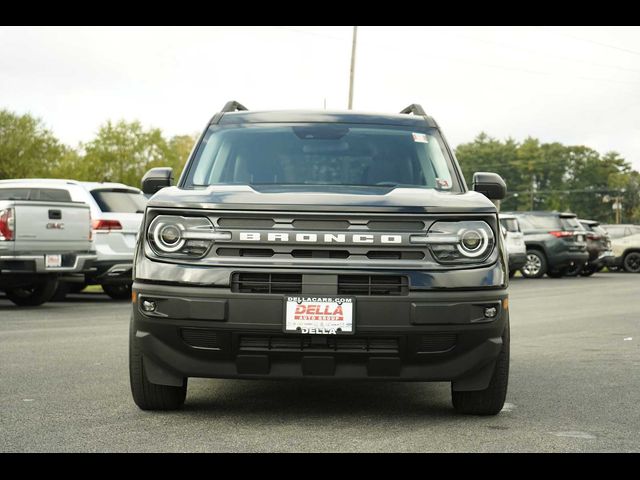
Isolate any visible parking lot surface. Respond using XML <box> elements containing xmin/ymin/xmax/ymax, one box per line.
<box><xmin>1</xmin><ymin>274</ymin><xmax>639</xmax><ymax>452</ymax></box>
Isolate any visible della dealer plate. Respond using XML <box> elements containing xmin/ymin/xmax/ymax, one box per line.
<box><xmin>284</xmin><ymin>296</ymin><xmax>354</xmax><ymax>335</ymax></box>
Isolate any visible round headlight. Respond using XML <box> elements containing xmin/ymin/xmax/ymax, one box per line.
<box><xmin>457</xmin><ymin>228</ymin><xmax>488</xmax><ymax>257</ymax></box>
<box><xmin>153</xmin><ymin>222</ymin><xmax>185</xmax><ymax>252</ymax></box>
<box><xmin>160</xmin><ymin>225</ymin><xmax>181</xmax><ymax>246</ymax></box>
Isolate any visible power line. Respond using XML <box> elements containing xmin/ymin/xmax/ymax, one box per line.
<box><xmin>538</xmin><ymin>27</ymin><xmax>640</xmax><ymax>57</ymax></box>
<box><xmin>275</xmin><ymin>26</ymin><xmax>640</xmax><ymax>88</ymax></box>
<box><xmin>445</xmin><ymin>29</ymin><xmax>640</xmax><ymax>75</ymax></box>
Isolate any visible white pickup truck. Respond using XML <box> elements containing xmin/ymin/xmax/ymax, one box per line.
<box><xmin>0</xmin><ymin>183</ymin><xmax>96</xmax><ymax>306</ymax></box>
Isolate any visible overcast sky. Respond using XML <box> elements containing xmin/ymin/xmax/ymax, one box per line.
<box><xmin>1</xmin><ymin>26</ymin><xmax>639</xmax><ymax>170</ymax></box>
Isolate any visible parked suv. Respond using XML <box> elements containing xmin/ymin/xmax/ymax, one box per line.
<box><xmin>506</xmin><ymin>211</ymin><xmax>588</xmax><ymax>278</ymax></box>
<box><xmin>499</xmin><ymin>213</ymin><xmax>526</xmax><ymax>278</ymax></box>
<box><xmin>0</xmin><ymin>179</ymin><xmax>147</xmax><ymax>299</ymax></box>
<box><xmin>572</xmin><ymin>219</ymin><xmax>614</xmax><ymax>276</ymax></box>
<box><xmin>129</xmin><ymin>102</ymin><xmax>511</xmax><ymax>415</ymax></box>
<box><xmin>600</xmin><ymin>224</ymin><xmax>640</xmax><ymax>273</ymax></box>
<box><xmin>0</xmin><ymin>182</ymin><xmax>95</xmax><ymax>306</ymax></box>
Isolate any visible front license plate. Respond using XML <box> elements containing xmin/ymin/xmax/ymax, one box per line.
<box><xmin>45</xmin><ymin>254</ymin><xmax>62</xmax><ymax>268</ymax></box>
<box><xmin>284</xmin><ymin>296</ymin><xmax>354</xmax><ymax>335</ymax></box>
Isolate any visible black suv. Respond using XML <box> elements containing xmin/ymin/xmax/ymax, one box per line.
<box><xmin>506</xmin><ymin>211</ymin><xmax>588</xmax><ymax>278</ymax></box>
<box><xmin>130</xmin><ymin>102</ymin><xmax>510</xmax><ymax>415</ymax></box>
<box><xmin>572</xmin><ymin>219</ymin><xmax>614</xmax><ymax>276</ymax></box>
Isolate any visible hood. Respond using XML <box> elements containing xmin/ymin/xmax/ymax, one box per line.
<box><xmin>148</xmin><ymin>185</ymin><xmax>497</xmax><ymax>214</ymax></box>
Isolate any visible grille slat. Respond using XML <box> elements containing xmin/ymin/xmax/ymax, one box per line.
<box><xmin>232</xmin><ymin>273</ymin><xmax>303</xmax><ymax>294</ymax></box>
<box><xmin>419</xmin><ymin>334</ymin><xmax>457</xmax><ymax>353</ymax></box>
<box><xmin>181</xmin><ymin>329</ymin><xmax>220</xmax><ymax>350</ymax></box>
<box><xmin>240</xmin><ymin>334</ymin><xmax>399</xmax><ymax>353</ymax></box>
<box><xmin>338</xmin><ymin>275</ymin><xmax>408</xmax><ymax>296</ymax></box>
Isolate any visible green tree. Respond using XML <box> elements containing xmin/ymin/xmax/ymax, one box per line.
<box><xmin>82</xmin><ymin>120</ymin><xmax>173</xmax><ymax>186</ymax></box>
<box><xmin>0</xmin><ymin>109</ymin><xmax>65</xmax><ymax>179</ymax></box>
<box><xmin>166</xmin><ymin>134</ymin><xmax>198</xmax><ymax>179</ymax></box>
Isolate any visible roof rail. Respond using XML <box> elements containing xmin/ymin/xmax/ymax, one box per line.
<box><xmin>400</xmin><ymin>104</ymin><xmax>426</xmax><ymax>116</ymax></box>
<box><xmin>221</xmin><ymin>100</ymin><xmax>248</xmax><ymax>113</ymax></box>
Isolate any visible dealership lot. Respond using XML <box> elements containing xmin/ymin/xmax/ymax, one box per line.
<box><xmin>1</xmin><ymin>274</ymin><xmax>638</xmax><ymax>452</ymax></box>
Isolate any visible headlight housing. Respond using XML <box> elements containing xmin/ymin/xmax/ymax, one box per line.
<box><xmin>147</xmin><ymin>215</ymin><xmax>230</xmax><ymax>258</ymax></box>
<box><xmin>411</xmin><ymin>220</ymin><xmax>495</xmax><ymax>264</ymax></box>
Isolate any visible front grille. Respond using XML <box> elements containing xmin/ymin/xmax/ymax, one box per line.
<box><xmin>418</xmin><ymin>333</ymin><xmax>457</xmax><ymax>353</ymax></box>
<box><xmin>239</xmin><ymin>334</ymin><xmax>399</xmax><ymax>353</ymax></box>
<box><xmin>181</xmin><ymin>328</ymin><xmax>220</xmax><ymax>350</ymax></box>
<box><xmin>338</xmin><ymin>275</ymin><xmax>408</xmax><ymax>296</ymax></box>
<box><xmin>202</xmin><ymin>211</ymin><xmax>436</xmax><ymax>269</ymax></box>
<box><xmin>231</xmin><ymin>273</ymin><xmax>302</xmax><ymax>294</ymax></box>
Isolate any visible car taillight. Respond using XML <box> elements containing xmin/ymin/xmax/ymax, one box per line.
<box><xmin>92</xmin><ymin>219</ymin><xmax>122</xmax><ymax>231</ymax></box>
<box><xmin>0</xmin><ymin>208</ymin><xmax>14</xmax><ymax>241</ymax></box>
<box><xmin>549</xmin><ymin>230</ymin><xmax>574</xmax><ymax>238</ymax></box>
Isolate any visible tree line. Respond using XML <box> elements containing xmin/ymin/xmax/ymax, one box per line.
<box><xmin>0</xmin><ymin>109</ymin><xmax>196</xmax><ymax>188</ymax></box>
<box><xmin>456</xmin><ymin>133</ymin><xmax>640</xmax><ymax>223</ymax></box>
<box><xmin>1</xmin><ymin>109</ymin><xmax>639</xmax><ymax>223</ymax></box>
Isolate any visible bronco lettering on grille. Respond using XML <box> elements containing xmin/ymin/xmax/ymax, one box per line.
<box><xmin>238</xmin><ymin>232</ymin><xmax>403</xmax><ymax>244</ymax></box>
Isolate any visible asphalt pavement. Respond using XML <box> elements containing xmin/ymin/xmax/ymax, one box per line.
<box><xmin>1</xmin><ymin>273</ymin><xmax>638</xmax><ymax>452</ymax></box>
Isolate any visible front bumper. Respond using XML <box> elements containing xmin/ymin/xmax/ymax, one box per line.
<box><xmin>131</xmin><ymin>282</ymin><xmax>508</xmax><ymax>391</ymax></box>
<box><xmin>0</xmin><ymin>252</ymin><xmax>96</xmax><ymax>274</ymax></box>
<box><xmin>86</xmin><ymin>260</ymin><xmax>133</xmax><ymax>285</ymax></box>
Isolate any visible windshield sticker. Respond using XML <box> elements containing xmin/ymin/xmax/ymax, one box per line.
<box><xmin>436</xmin><ymin>178</ymin><xmax>452</xmax><ymax>190</ymax></box>
<box><xmin>412</xmin><ymin>132</ymin><xmax>429</xmax><ymax>143</ymax></box>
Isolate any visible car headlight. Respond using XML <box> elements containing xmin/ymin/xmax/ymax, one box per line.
<box><xmin>411</xmin><ymin>220</ymin><xmax>495</xmax><ymax>264</ymax></box>
<box><xmin>147</xmin><ymin>215</ymin><xmax>230</xmax><ymax>257</ymax></box>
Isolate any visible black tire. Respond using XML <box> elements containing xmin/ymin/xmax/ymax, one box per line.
<box><xmin>51</xmin><ymin>282</ymin><xmax>71</xmax><ymax>302</ymax></box>
<box><xmin>623</xmin><ymin>252</ymin><xmax>640</xmax><ymax>273</ymax></box>
<box><xmin>546</xmin><ymin>269</ymin><xmax>565</xmax><ymax>278</ymax></box>
<box><xmin>102</xmin><ymin>283</ymin><xmax>132</xmax><ymax>300</ymax></box>
<box><xmin>521</xmin><ymin>250</ymin><xmax>547</xmax><ymax>278</ymax></box>
<box><xmin>579</xmin><ymin>265</ymin><xmax>596</xmax><ymax>277</ymax></box>
<box><xmin>563</xmin><ymin>262</ymin><xmax>583</xmax><ymax>277</ymax></box>
<box><xmin>4</xmin><ymin>278</ymin><xmax>59</xmax><ymax>307</ymax></box>
<box><xmin>129</xmin><ymin>320</ymin><xmax>187</xmax><ymax>410</ymax></box>
<box><xmin>508</xmin><ymin>270</ymin><xmax>516</xmax><ymax>279</ymax></box>
<box><xmin>452</xmin><ymin>320</ymin><xmax>510</xmax><ymax>415</ymax></box>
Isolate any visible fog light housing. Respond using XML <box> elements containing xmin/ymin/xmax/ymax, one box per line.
<box><xmin>142</xmin><ymin>300</ymin><xmax>157</xmax><ymax>313</ymax></box>
<box><xmin>484</xmin><ymin>306</ymin><xmax>498</xmax><ymax>318</ymax></box>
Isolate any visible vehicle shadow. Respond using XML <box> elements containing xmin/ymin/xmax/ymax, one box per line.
<box><xmin>183</xmin><ymin>379</ymin><xmax>457</xmax><ymax>419</ymax></box>
<box><xmin>0</xmin><ymin>292</ymin><xmax>126</xmax><ymax>309</ymax></box>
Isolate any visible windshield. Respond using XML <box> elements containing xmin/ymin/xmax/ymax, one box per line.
<box><xmin>184</xmin><ymin>124</ymin><xmax>460</xmax><ymax>191</ymax></box>
<box><xmin>91</xmin><ymin>190</ymin><xmax>147</xmax><ymax>213</ymax></box>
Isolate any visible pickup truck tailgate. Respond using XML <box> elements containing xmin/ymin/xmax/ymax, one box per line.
<box><xmin>13</xmin><ymin>201</ymin><xmax>92</xmax><ymax>252</ymax></box>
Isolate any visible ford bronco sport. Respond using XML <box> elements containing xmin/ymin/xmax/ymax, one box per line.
<box><xmin>130</xmin><ymin>102</ymin><xmax>510</xmax><ymax>415</ymax></box>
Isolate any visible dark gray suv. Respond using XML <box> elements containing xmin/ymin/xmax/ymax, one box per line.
<box><xmin>129</xmin><ymin>102</ymin><xmax>510</xmax><ymax>415</ymax></box>
<box><xmin>506</xmin><ymin>211</ymin><xmax>588</xmax><ymax>278</ymax></box>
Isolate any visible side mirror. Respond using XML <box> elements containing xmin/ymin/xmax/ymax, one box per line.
<box><xmin>141</xmin><ymin>167</ymin><xmax>174</xmax><ymax>195</ymax></box>
<box><xmin>472</xmin><ymin>172</ymin><xmax>506</xmax><ymax>200</ymax></box>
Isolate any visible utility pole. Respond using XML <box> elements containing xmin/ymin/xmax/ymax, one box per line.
<box><xmin>530</xmin><ymin>174</ymin><xmax>536</xmax><ymax>210</ymax></box>
<box><xmin>348</xmin><ymin>26</ymin><xmax>358</xmax><ymax>110</ymax></box>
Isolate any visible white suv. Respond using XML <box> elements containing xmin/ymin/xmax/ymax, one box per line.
<box><xmin>0</xmin><ymin>179</ymin><xmax>147</xmax><ymax>299</ymax></box>
<box><xmin>499</xmin><ymin>213</ymin><xmax>527</xmax><ymax>278</ymax></box>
